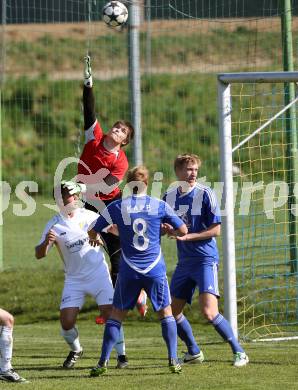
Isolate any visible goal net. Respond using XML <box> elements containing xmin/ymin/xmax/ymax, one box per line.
<box><xmin>218</xmin><ymin>72</ymin><xmax>298</xmax><ymax>341</ymax></box>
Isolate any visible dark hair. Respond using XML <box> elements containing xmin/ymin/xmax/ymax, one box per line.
<box><xmin>113</xmin><ymin>120</ymin><xmax>135</xmax><ymax>146</ymax></box>
<box><xmin>174</xmin><ymin>153</ymin><xmax>202</xmax><ymax>171</ymax></box>
<box><xmin>52</xmin><ymin>184</ymin><xmax>71</xmax><ymax>200</ymax></box>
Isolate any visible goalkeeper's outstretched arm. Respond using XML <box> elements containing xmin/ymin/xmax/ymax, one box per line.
<box><xmin>83</xmin><ymin>55</ymin><xmax>96</xmax><ymax>130</ymax></box>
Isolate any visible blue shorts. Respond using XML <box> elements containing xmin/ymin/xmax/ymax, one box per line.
<box><xmin>113</xmin><ymin>264</ymin><xmax>171</xmax><ymax>312</ymax></box>
<box><xmin>170</xmin><ymin>261</ymin><xmax>220</xmax><ymax>304</ymax></box>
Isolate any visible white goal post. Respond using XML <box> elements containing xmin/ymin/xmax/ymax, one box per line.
<box><xmin>217</xmin><ymin>72</ymin><xmax>298</xmax><ymax>340</ymax></box>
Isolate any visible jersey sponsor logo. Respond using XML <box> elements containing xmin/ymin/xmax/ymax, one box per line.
<box><xmin>60</xmin><ymin>232</ymin><xmax>66</xmax><ymax>236</ymax></box>
<box><xmin>65</xmin><ymin>235</ymin><xmax>89</xmax><ymax>253</ymax></box>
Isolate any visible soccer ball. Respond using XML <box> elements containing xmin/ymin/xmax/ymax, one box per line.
<box><xmin>102</xmin><ymin>1</ymin><xmax>128</xmax><ymax>28</ymax></box>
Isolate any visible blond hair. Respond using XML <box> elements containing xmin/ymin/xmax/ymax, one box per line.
<box><xmin>126</xmin><ymin>165</ymin><xmax>149</xmax><ymax>194</ymax></box>
<box><xmin>174</xmin><ymin>153</ymin><xmax>202</xmax><ymax>171</ymax></box>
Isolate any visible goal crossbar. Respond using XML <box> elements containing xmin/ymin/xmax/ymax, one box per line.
<box><xmin>218</xmin><ymin>71</ymin><xmax>298</xmax><ymax>84</ymax></box>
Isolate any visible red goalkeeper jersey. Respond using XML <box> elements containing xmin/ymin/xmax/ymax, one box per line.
<box><xmin>77</xmin><ymin>120</ymin><xmax>128</xmax><ymax>203</ymax></box>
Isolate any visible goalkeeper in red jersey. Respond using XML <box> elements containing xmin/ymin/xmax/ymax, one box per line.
<box><xmin>64</xmin><ymin>56</ymin><xmax>148</xmax><ymax>316</ymax></box>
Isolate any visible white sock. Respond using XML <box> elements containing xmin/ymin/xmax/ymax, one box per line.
<box><xmin>0</xmin><ymin>326</ymin><xmax>13</xmax><ymax>372</ymax></box>
<box><xmin>114</xmin><ymin>326</ymin><xmax>125</xmax><ymax>356</ymax></box>
<box><xmin>61</xmin><ymin>327</ymin><xmax>81</xmax><ymax>352</ymax></box>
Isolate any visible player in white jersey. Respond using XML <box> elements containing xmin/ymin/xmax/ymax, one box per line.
<box><xmin>0</xmin><ymin>309</ymin><xmax>27</xmax><ymax>383</ymax></box>
<box><xmin>35</xmin><ymin>183</ymin><xmax>128</xmax><ymax>369</ymax></box>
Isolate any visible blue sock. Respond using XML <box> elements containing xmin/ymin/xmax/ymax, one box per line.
<box><xmin>100</xmin><ymin>319</ymin><xmax>122</xmax><ymax>362</ymax></box>
<box><xmin>114</xmin><ymin>326</ymin><xmax>125</xmax><ymax>356</ymax></box>
<box><xmin>160</xmin><ymin>316</ymin><xmax>178</xmax><ymax>360</ymax></box>
<box><xmin>176</xmin><ymin>314</ymin><xmax>200</xmax><ymax>355</ymax></box>
<box><xmin>212</xmin><ymin>313</ymin><xmax>244</xmax><ymax>353</ymax></box>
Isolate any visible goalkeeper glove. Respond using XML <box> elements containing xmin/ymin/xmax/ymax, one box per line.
<box><xmin>84</xmin><ymin>55</ymin><xmax>93</xmax><ymax>87</ymax></box>
<box><xmin>62</xmin><ymin>181</ymin><xmax>86</xmax><ymax>195</ymax></box>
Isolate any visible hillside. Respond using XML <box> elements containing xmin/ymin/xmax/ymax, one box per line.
<box><xmin>4</xmin><ymin>18</ymin><xmax>295</xmax><ymax>78</ymax></box>
<box><xmin>1</xmin><ymin>18</ymin><xmax>295</xmax><ymax>193</ymax></box>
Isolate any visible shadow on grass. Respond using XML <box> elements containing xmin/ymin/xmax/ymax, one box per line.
<box><xmin>16</xmin><ymin>366</ymin><xmax>88</xmax><ymax>371</ymax></box>
<box><xmin>31</xmin><ymin>367</ymin><xmax>183</xmax><ymax>380</ymax></box>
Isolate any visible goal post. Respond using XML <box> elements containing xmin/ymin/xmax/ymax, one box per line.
<box><xmin>217</xmin><ymin>71</ymin><xmax>298</xmax><ymax>340</ymax></box>
<box><xmin>218</xmin><ymin>80</ymin><xmax>238</xmax><ymax>338</ymax></box>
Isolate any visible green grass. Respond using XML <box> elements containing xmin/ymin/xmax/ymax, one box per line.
<box><xmin>6</xmin><ymin>27</ymin><xmax>291</xmax><ymax>75</ymax></box>
<box><xmin>6</xmin><ymin>320</ymin><xmax>298</xmax><ymax>390</ymax></box>
<box><xmin>2</xmin><ymin>194</ymin><xmax>298</xmax><ymax>337</ymax></box>
<box><xmin>0</xmin><ymin>195</ymin><xmax>204</xmax><ymax>324</ymax></box>
<box><xmin>1</xmin><ymin>73</ymin><xmax>222</xmax><ymax>193</ymax></box>
<box><xmin>3</xmin><ymin>21</ymin><xmax>295</xmax><ymax>194</ymax></box>
<box><xmin>2</xmin><ymin>75</ymin><xmax>290</xmax><ymax>197</ymax></box>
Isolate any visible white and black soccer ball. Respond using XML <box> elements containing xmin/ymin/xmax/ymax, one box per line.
<box><xmin>102</xmin><ymin>1</ymin><xmax>128</xmax><ymax>28</ymax></box>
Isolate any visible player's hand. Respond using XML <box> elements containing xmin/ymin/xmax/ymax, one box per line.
<box><xmin>175</xmin><ymin>234</ymin><xmax>188</xmax><ymax>241</ymax></box>
<box><xmin>84</xmin><ymin>55</ymin><xmax>92</xmax><ymax>79</ymax></box>
<box><xmin>107</xmin><ymin>224</ymin><xmax>119</xmax><ymax>236</ymax></box>
<box><xmin>62</xmin><ymin>181</ymin><xmax>86</xmax><ymax>195</ymax></box>
<box><xmin>45</xmin><ymin>229</ymin><xmax>56</xmax><ymax>245</ymax></box>
<box><xmin>161</xmin><ymin>223</ymin><xmax>175</xmax><ymax>236</ymax></box>
<box><xmin>89</xmin><ymin>235</ymin><xmax>104</xmax><ymax>247</ymax></box>
<box><xmin>88</xmin><ymin>229</ymin><xmax>104</xmax><ymax>247</ymax></box>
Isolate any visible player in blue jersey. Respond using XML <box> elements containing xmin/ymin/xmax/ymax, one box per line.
<box><xmin>163</xmin><ymin>154</ymin><xmax>249</xmax><ymax>367</ymax></box>
<box><xmin>88</xmin><ymin>166</ymin><xmax>188</xmax><ymax>375</ymax></box>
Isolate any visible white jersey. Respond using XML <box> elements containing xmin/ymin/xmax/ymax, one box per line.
<box><xmin>38</xmin><ymin>208</ymin><xmax>105</xmax><ymax>280</ymax></box>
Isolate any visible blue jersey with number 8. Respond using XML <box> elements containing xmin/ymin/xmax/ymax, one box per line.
<box><xmin>93</xmin><ymin>195</ymin><xmax>184</xmax><ymax>274</ymax></box>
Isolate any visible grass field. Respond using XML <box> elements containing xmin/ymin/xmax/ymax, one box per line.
<box><xmin>1</xmin><ymin>196</ymin><xmax>203</xmax><ymax>324</ymax></box>
<box><xmin>6</xmin><ymin>320</ymin><xmax>298</xmax><ymax>390</ymax></box>
<box><xmin>2</xmin><ymin>194</ymin><xmax>298</xmax><ymax>333</ymax></box>
<box><xmin>6</xmin><ymin>19</ymin><xmax>292</xmax><ymax>77</ymax></box>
